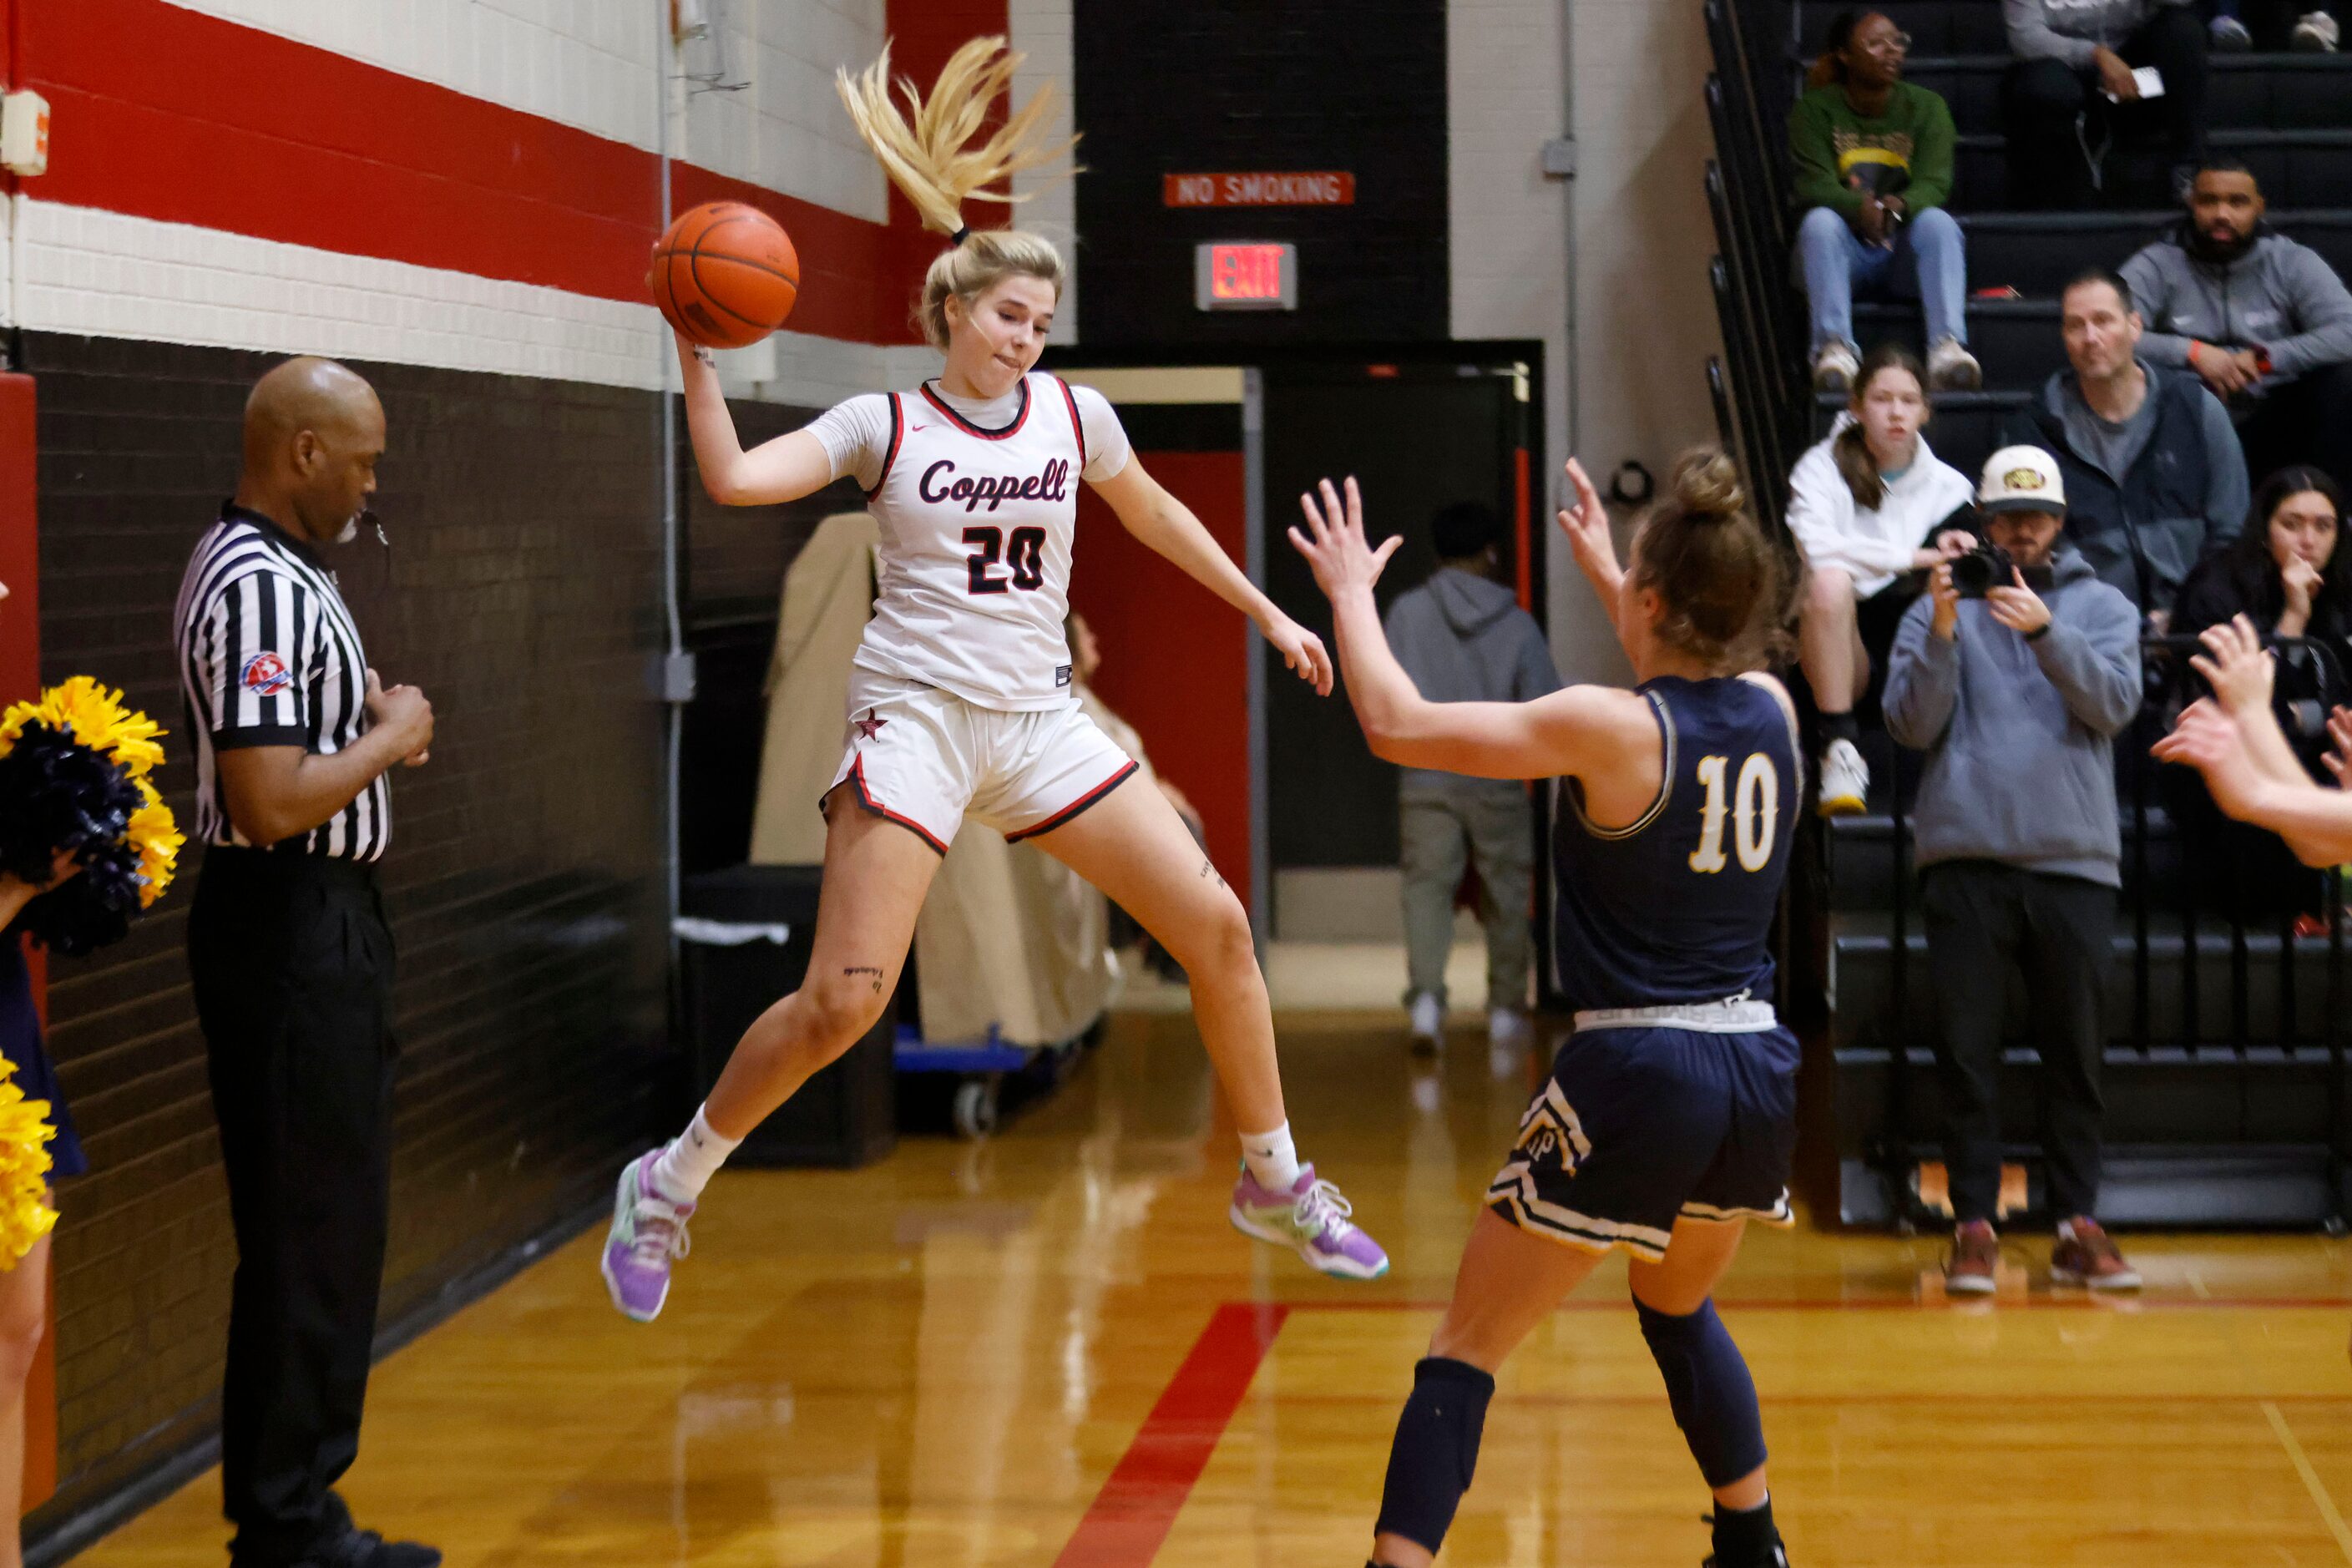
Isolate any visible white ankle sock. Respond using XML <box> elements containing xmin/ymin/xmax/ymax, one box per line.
<box><xmin>1240</xmin><ymin>1122</ymin><xmax>1302</xmax><ymax>1191</ymax></box>
<box><xmin>650</xmin><ymin>1105</ymin><xmax>740</xmax><ymax>1203</ymax></box>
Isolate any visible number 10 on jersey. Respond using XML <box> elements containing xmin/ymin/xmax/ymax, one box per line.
<box><xmin>1689</xmin><ymin>753</ymin><xmax>1779</xmax><ymax>874</ymax></box>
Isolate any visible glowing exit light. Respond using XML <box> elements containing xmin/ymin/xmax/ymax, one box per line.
<box><xmin>1194</xmin><ymin>242</ymin><xmax>1297</xmax><ymax>311</ymax></box>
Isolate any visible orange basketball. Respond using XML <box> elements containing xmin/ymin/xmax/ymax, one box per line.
<box><xmin>649</xmin><ymin>201</ymin><xmax>801</xmax><ymax>350</ymax></box>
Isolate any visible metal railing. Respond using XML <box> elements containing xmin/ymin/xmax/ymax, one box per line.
<box><xmin>1868</xmin><ymin>633</ymin><xmax>2352</xmax><ymax>1222</ymax></box>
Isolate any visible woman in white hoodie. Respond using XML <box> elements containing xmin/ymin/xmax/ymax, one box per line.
<box><xmin>1788</xmin><ymin>342</ymin><xmax>1978</xmax><ymax>812</ymax></box>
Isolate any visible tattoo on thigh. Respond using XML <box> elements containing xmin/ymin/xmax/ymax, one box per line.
<box><xmin>843</xmin><ymin>965</ymin><xmax>886</xmax><ymax>994</ymax></box>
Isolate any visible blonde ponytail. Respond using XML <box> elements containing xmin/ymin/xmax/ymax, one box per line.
<box><xmin>836</xmin><ymin>37</ymin><xmax>1075</xmax><ymax>239</ymax></box>
<box><xmin>837</xmin><ymin>37</ymin><xmax>1077</xmax><ymax>351</ymax></box>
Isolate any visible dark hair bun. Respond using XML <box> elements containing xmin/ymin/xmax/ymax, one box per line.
<box><xmin>1670</xmin><ymin>448</ymin><xmax>1745</xmax><ymax>523</ymax></box>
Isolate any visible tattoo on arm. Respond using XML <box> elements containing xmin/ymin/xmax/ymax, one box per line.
<box><xmin>1198</xmin><ymin>855</ymin><xmax>1228</xmax><ymax>891</ymax></box>
<box><xmin>843</xmin><ymin>965</ymin><xmax>886</xmax><ymax>994</ymax></box>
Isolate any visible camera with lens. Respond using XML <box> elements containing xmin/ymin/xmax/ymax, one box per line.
<box><xmin>1950</xmin><ymin>540</ymin><xmax>2016</xmax><ymax>599</ymax></box>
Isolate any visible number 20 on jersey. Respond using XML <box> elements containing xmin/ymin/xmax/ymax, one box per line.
<box><xmin>1689</xmin><ymin>752</ymin><xmax>1779</xmax><ymax>874</ymax></box>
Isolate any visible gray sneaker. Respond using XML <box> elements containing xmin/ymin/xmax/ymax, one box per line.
<box><xmin>600</xmin><ymin>1151</ymin><xmax>694</xmax><ymax>1323</ymax></box>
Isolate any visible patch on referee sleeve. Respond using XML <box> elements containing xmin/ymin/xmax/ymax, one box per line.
<box><xmin>1510</xmin><ymin>1081</ymin><xmax>1593</xmax><ymax>1176</ymax></box>
<box><xmin>240</xmin><ymin>652</ymin><xmax>292</xmax><ymax>696</ymax></box>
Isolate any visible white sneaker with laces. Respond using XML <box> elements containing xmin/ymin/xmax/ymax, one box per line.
<box><xmin>1818</xmin><ymin>737</ymin><xmax>1869</xmax><ymax>817</ymax></box>
<box><xmin>1927</xmin><ymin>336</ymin><xmax>1982</xmax><ymax>392</ymax></box>
<box><xmin>1811</xmin><ymin>340</ymin><xmax>1860</xmax><ymax>395</ymax></box>
<box><xmin>2293</xmin><ymin>10</ymin><xmax>2339</xmax><ymax>48</ymax></box>
<box><xmin>1408</xmin><ymin>991</ymin><xmax>1443</xmax><ymax>1051</ymax></box>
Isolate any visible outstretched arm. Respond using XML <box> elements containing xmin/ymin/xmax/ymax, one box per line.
<box><xmin>1288</xmin><ymin>475</ymin><xmax>1643</xmax><ymax>779</ymax></box>
<box><xmin>2155</xmin><ymin>700</ymin><xmax>2352</xmax><ymax>866</ymax></box>
<box><xmin>673</xmin><ymin>331</ymin><xmax>836</xmax><ymax>506</ymax></box>
<box><xmin>1090</xmin><ymin>456</ymin><xmax>1334</xmax><ymax>695</ymax></box>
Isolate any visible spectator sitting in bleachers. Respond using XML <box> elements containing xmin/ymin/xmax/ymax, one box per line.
<box><xmin>2207</xmin><ymin>0</ymin><xmax>2338</xmax><ymax>52</ymax></box>
<box><xmin>1884</xmin><ymin>445</ymin><xmax>2146</xmax><ymax>1295</ymax></box>
<box><xmin>2169</xmin><ymin>466</ymin><xmax>2349</xmax><ymax>914</ymax></box>
<box><xmin>2001</xmin><ymin>267</ymin><xmax>2248</xmax><ymax>625</ymax></box>
<box><xmin>1786</xmin><ymin>343</ymin><xmax>1979</xmax><ymax>813</ymax></box>
<box><xmin>1790</xmin><ymin>11</ymin><xmax>1982</xmax><ymax>393</ymax></box>
<box><xmin>2001</xmin><ymin>0</ymin><xmax>2208</xmax><ymax>208</ymax></box>
<box><xmin>2121</xmin><ymin>159</ymin><xmax>2352</xmax><ymax>492</ymax></box>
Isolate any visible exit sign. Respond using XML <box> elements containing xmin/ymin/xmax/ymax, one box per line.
<box><xmin>1195</xmin><ymin>243</ymin><xmax>1297</xmax><ymax>311</ymax></box>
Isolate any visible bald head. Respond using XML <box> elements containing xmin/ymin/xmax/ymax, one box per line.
<box><xmin>236</xmin><ymin>357</ymin><xmax>385</xmax><ymax>544</ymax></box>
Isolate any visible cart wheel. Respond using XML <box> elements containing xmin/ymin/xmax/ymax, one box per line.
<box><xmin>953</xmin><ymin>1078</ymin><xmax>1000</xmax><ymax>1141</ymax></box>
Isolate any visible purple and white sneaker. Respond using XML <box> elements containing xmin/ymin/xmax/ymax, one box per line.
<box><xmin>1229</xmin><ymin>1163</ymin><xmax>1389</xmax><ymax>1280</ymax></box>
<box><xmin>600</xmin><ymin>1151</ymin><xmax>694</xmax><ymax>1323</ymax></box>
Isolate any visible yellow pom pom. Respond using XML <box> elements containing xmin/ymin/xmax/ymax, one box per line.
<box><xmin>128</xmin><ymin>777</ymin><xmax>184</xmax><ymax>908</ymax></box>
<box><xmin>0</xmin><ymin>675</ymin><xmax>167</xmax><ymax>777</ymax></box>
<box><xmin>0</xmin><ymin>1060</ymin><xmax>58</xmax><ymax>1268</ymax></box>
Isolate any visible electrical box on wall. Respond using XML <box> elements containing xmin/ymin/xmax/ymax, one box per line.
<box><xmin>1194</xmin><ymin>243</ymin><xmax>1297</xmax><ymax>311</ymax></box>
<box><xmin>1</xmin><ymin>92</ymin><xmax>49</xmax><ymax>177</ymax></box>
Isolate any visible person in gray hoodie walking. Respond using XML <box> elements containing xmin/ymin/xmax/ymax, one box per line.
<box><xmin>2121</xmin><ymin>159</ymin><xmax>2352</xmax><ymax>492</ymax></box>
<box><xmin>1383</xmin><ymin>502</ymin><xmax>1561</xmax><ymax>1052</ymax></box>
<box><xmin>1884</xmin><ymin>446</ymin><xmax>2146</xmax><ymax>1295</ymax></box>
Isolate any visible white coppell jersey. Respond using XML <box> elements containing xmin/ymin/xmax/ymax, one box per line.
<box><xmin>854</xmin><ymin>372</ymin><xmax>1089</xmax><ymax>711</ymax></box>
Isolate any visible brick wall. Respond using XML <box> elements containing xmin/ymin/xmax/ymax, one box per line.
<box><xmin>25</xmin><ymin>332</ymin><xmax>675</xmax><ymax>1522</ymax></box>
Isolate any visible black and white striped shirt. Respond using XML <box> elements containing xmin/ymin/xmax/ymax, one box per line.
<box><xmin>171</xmin><ymin>503</ymin><xmax>392</xmax><ymax>862</ymax></box>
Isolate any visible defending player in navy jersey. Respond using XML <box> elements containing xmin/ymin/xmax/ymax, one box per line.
<box><xmin>1292</xmin><ymin>451</ymin><xmax>1800</xmax><ymax>1568</ymax></box>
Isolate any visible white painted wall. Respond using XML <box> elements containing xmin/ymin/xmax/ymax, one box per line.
<box><xmin>1448</xmin><ymin>0</ymin><xmax>1725</xmax><ymax>685</ymax></box>
<box><xmin>159</xmin><ymin>0</ymin><xmax>888</xmax><ymax>221</ymax></box>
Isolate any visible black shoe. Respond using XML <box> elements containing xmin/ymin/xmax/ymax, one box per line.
<box><xmin>305</xmin><ymin>1530</ymin><xmax>443</xmax><ymax>1568</ymax></box>
<box><xmin>1702</xmin><ymin>1507</ymin><xmax>1789</xmax><ymax>1568</ymax></box>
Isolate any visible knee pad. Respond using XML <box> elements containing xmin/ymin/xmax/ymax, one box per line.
<box><xmin>1373</xmin><ymin>1357</ymin><xmax>1495</xmax><ymax>1555</ymax></box>
<box><xmin>1634</xmin><ymin>1296</ymin><xmax>1768</xmax><ymax>1489</ymax></box>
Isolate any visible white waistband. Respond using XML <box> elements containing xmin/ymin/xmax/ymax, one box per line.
<box><xmin>1572</xmin><ymin>996</ymin><xmax>1779</xmax><ymax>1034</ymax></box>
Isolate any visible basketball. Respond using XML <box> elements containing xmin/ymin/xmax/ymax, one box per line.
<box><xmin>649</xmin><ymin>201</ymin><xmax>801</xmax><ymax>350</ymax></box>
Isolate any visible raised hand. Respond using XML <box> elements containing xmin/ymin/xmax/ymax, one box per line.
<box><xmin>2188</xmin><ymin>614</ymin><xmax>2274</xmax><ymax>719</ymax></box>
<box><xmin>1555</xmin><ymin>457</ymin><xmax>1621</xmax><ymax>591</ymax></box>
<box><xmin>1289</xmin><ymin>476</ymin><xmax>1402</xmax><ymax>602</ymax></box>
<box><xmin>2152</xmin><ymin>698</ymin><xmax>2269</xmax><ymax>819</ymax></box>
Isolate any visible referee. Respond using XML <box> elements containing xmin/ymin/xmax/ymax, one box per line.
<box><xmin>172</xmin><ymin>358</ymin><xmax>438</xmax><ymax>1568</ymax></box>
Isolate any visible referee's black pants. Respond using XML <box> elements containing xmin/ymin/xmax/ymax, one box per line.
<box><xmin>1920</xmin><ymin>862</ymin><xmax>2116</xmax><ymax>1229</ymax></box>
<box><xmin>188</xmin><ymin>847</ymin><xmax>397</xmax><ymax>1567</ymax></box>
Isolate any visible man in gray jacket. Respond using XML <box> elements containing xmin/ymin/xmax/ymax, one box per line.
<box><xmin>1884</xmin><ymin>447</ymin><xmax>2145</xmax><ymax>1295</ymax></box>
<box><xmin>1383</xmin><ymin>502</ymin><xmax>1560</xmax><ymax>1052</ymax></box>
<box><xmin>2121</xmin><ymin>159</ymin><xmax>2352</xmax><ymax>490</ymax></box>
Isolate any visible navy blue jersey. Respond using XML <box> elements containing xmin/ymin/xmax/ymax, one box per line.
<box><xmin>1552</xmin><ymin>674</ymin><xmax>1801</xmax><ymax>1011</ymax></box>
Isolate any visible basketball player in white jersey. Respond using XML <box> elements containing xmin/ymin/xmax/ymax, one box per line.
<box><xmin>602</xmin><ymin>38</ymin><xmax>1388</xmax><ymax>1320</ymax></box>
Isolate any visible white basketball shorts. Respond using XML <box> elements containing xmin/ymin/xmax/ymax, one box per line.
<box><xmin>824</xmin><ymin>669</ymin><xmax>1138</xmax><ymax>854</ymax></box>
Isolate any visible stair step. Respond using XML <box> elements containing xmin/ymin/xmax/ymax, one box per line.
<box><xmin>1960</xmin><ymin>208</ymin><xmax>2352</xmax><ymax>292</ymax></box>
<box><xmin>1950</xmin><ymin>129</ymin><xmax>2352</xmax><ymax>212</ymax></box>
<box><xmin>1902</xmin><ymin>53</ymin><xmax>2352</xmax><ymax>134</ymax></box>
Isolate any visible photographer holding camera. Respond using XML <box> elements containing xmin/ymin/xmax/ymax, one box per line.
<box><xmin>1884</xmin><ymin>447</ymin><xmax>2147</xmax><ymax>1295</ymax></box>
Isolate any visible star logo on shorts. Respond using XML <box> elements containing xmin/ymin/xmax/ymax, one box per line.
<box><xmin>852</xmin><ymin>710</ymin><xmax>888</xmax><ymax>741</ymax></box>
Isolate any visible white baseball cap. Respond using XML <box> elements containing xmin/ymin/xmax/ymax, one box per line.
<box><xmin>1978</xmin><ymin>446</ymin><xmax>2067</xmax><ymax>516</ymax></box>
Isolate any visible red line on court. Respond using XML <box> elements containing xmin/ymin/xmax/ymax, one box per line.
<box><xmin>1053</xmin><ymin>1302</ymin><xmax>1290</xmax><ymax>1568</ymax></box>
<box><xmin>1303</xmin><ymin>1295</ymin><xmax>2352</xmax><ymax>1313</ymax></box>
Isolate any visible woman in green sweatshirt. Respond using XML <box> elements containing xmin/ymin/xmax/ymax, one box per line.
<box><xmin>1788</xmin><ymin>11</ymin><xmax>1980</xmax><ymax>394</ymax></box>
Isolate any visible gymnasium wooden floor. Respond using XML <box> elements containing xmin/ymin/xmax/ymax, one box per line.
<box><xmin>79</xmin><ymin>1011</ymin><xmax>2352</xmax><ymax>1565</ymax></box>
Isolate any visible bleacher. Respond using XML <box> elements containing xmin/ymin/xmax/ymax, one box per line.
<box><xmin>1703</xmin><ymin>0</ymin><xmax>2352</xmax><ymax>1229</ymax></box>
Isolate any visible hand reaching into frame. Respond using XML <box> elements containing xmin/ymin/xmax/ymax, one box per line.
<box><xmin>2189</xmin><ymin>615</ymin><xmax>2275</xmax><ymax>720</ymax></box>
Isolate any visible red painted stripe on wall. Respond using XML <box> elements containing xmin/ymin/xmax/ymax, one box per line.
<box><xmin>1052</xmin><ymin>1302</ymin><xmax>1288</xmax><ymax>1567</ymax></box>
<box><xmin>18</xmin><ymin>0</ymin><xmax>933</xmax><ymax>344</ymax></box>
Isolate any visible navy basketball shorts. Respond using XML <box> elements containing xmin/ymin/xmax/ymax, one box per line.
<box><xmin>1486</xmin><ymin>1023</ymin><xmax>1799</xmax><ymax>1261</ymax></box>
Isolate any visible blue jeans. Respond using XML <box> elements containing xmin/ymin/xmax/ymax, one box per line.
<box><xmin>1795</xmin><ymin>204</ymin><xmax>1968</xmax><ymax>354</ymax></box>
